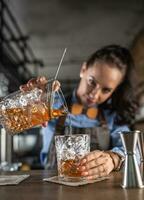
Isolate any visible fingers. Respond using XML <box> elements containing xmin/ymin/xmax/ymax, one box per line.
<box><xmin>19</xmin><ymin>84</ymin><xmax>29</xmax><ymax>91</ymax></box>
<box><xmin>20</xmin><ymin>76</ymin><xmax>60</xmax><ymax>92</ymax></box>
<box><xmin>36</xmin><ymin>76</ymin><xmax>48</xmax><ymax>85</ymax></box>
<box><xmin>27</xmin><ymin>76</ymin><xmax>48</xmax><ymax>89</ymax></box>
<box><xmin>80</xmin><ymin>151</ymin><xmax>114</xmax><ymax>180</ymax></box>
<box><xmin>86</xmin><ymin>171</ymin><xmax>107</xmax><ymax>180</ymax></box>
<box><xmin>81</xmin><ymin>163</ymin><xmax>108</xmax><ymax>179</ymax></box>
<box><xmin>82</xmin><ymin>155</ymin><xmax>107</xmax><ymax>170</ymax></box>
<box><xmin>52</xmin><ymin>80</ymin><xmax>61</xmax><ymax>91</ymax></box>
<box><xmin>20</xmin><ymin>78</ymin><xmax>38</xmax><ymax>91</ymax></box>
<box><xmin>81</xmin><ymin>150</ymin><xmax>104</xmax><ymax>164</ymax></box>
<box><xmin>19</xmin><ymin>78</ymin><xmax>37</xmax><ymax>91</ymax></box>
<box><xmin>20</xmin><ymin>76</ymin><xmax>48</xmax><ymax>91</ymax></box>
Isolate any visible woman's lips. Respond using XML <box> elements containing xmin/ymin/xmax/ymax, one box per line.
<box><xmin>86</xmin><ymin>97</ymin><xmax>95</xmax><ymax>105</ymax></box>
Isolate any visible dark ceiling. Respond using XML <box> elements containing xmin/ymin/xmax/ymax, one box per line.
<box><xmin>8</xmin><ymin>0</ymin><xmax>144</xmax><ymax>80</ymax></box>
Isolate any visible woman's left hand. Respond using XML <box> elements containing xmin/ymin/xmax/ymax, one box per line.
<box><xmin>80</xmin><ymin>150</ymin><xmax>115</xmax><ymax>180</ymax></box>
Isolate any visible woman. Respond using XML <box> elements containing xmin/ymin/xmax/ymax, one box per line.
<box><xmin>21</xmin><ymin>44</ymin><xmax>138</xmax><ymax>180</ymax></box>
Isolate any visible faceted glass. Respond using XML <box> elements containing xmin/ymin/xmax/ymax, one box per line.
<box><xmin>55</xmin><ymin>134</ymin><xmax>90</xmax><ymax>182</ymax></box>
<box><xmin>0</xmin><ymin>82</ymin><xmax>68</xmax><ymax>134</ymax></box>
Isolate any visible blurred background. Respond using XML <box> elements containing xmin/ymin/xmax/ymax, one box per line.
<box><xmin>0</xmin><ymin>0</ymin><xmax>144</xmax><ymax>171</ymax></box>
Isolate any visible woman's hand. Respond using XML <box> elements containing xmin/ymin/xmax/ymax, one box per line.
<box><xmin>20</xmin><ymin>76</ymin><xmax>48</xmax><ymax>92</ymax></box>
<box><xmin>80</xmin><ymin>150</ymin><xmax>119</xmax><ymax>180</ymax></box>
<box><xmin>20</xmin><ymin>76</ymin><xmax>60</xmax><ymax>92</ymax></box>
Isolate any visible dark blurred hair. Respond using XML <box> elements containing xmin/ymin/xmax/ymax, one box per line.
<box><xmin>86</xmin><ymin>44</ymin><xmax>138</xmax><ymax>125</ymax></box>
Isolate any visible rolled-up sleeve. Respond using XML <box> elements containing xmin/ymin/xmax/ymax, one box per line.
<box><xmin>107</xmin><ymin>113</ymin><xmax>140</xmax><ymax>163</ymax></box>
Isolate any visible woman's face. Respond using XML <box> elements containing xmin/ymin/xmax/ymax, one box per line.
<box><xmin>76</xmin><ymin>62</ymin><xmax>124</xmax><ymax>107</ymax></box>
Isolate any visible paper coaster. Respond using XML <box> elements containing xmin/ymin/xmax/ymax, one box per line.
<box><xmin>0</xmin><ymin>174</ymin><xmax>30</xmax><ymax>186</ymax></box>
<box><xmin>43</xmin><ymin>175</ymin><xmax>110</xmax><ymax>186</ymax></box>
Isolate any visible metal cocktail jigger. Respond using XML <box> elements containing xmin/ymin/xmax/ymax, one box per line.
<box><xmin>138</xmin><ymin>131</ymin><xmax>144</xmax><ymax>181</ymax></box>
<box><xmin>120</xmin><ymin>131</ymin><xmax>144</xmax><ymax>188</ymax></box>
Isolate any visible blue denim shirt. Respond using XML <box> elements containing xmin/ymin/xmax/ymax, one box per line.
<box><xmin>40</xmin><ymin>90</ymin><xmax>130</xmax><ymax>165</ymax></box>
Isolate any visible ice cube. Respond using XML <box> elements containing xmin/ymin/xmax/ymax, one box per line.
<box><xmin>19</xmin><ymin>96</ymin><xmax>27</xmax><ymax>106</ymax></box>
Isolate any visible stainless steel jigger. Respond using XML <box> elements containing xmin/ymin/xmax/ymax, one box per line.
<box><xmin>138</xmin><ymin>131</ymin><xmax>144</xmax><ymax>182</ymax></box>
<box><xmin>120</xmin><ymin>131</ymin><xmax>144</xmax><ymax>188</ymax></box>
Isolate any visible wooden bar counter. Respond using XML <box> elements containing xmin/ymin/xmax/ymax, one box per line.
<box><xmin>0</xmin><ymin>170</ymin><xmax>144</xmax><ymax>200</ymax></box>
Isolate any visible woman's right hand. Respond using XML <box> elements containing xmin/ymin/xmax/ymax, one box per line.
<box><xmin>20</xmin><ymin>76</ymin><xmax>48</xmax><ymax>92</ymax></box>
<box><xmin>20</xmin><ymin>76</ymin><xmax>60</xmax><ymax>92</ymax></box>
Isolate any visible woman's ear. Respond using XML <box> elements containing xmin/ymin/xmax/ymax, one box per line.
<box><xmin>80</xmin><ymin>62</ymin><xmax>87</xmax><ymax>78</ymax></box>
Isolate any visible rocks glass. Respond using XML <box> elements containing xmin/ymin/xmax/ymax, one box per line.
<box><xmin>55</xmin><ymin>134</ymin><xmax>90</xmax><ymax>182</ymax></box>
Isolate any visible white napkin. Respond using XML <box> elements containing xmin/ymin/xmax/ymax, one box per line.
<box><xmin>0</xmin><ymin>174</ymin><xmax>30</xmax><ymax>186</ymax></box>
<box><xmin>43</xmin><ymin>176</ymin><xmax>110</xmax><ymax>186</ymax></box>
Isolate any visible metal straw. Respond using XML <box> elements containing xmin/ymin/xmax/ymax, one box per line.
<box><xmin>54</xmin><ymin>48</ymin><xmax>72</xmax><ymax>134</ymax></box>
<box><xmin>54</xmin><ymin>48</ymin><xmax>67</xmax><ymax>80</ymax></box>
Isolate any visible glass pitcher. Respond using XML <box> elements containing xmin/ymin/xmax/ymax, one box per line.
<box><xmin>0</xmin><ymin>80</ymin><xmax>68</xmax><ymax>135</ymax></box>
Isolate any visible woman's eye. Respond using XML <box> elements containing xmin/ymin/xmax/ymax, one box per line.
<box><xmin>88</xmin><ymin>78</ymin><xmax>96</xmax><ymax>87</ymax></box>
<box><xmin>102</xmin><ymin>88</ymin><xmax>111</xmax><ymax>94</ymax></box>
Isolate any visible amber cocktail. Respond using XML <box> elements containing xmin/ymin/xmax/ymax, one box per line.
<box><xmin>55</xmin><ymin>134</ymin><xmax>90</xmax><ymax>182</ymax></box>
<box><xmin>59</xmin><ymin>158</ymin><xmax>82</xmax><ymax>178</ymax></box>
<box><xmin>1</xmin><ymin>105</ymin><xmax>66</xmax><ymax>134</ymax></box>
<box><xmin>0</xmin><ymin>84</ymin><xmax>68</xmax><ymax>134</ymax></box>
